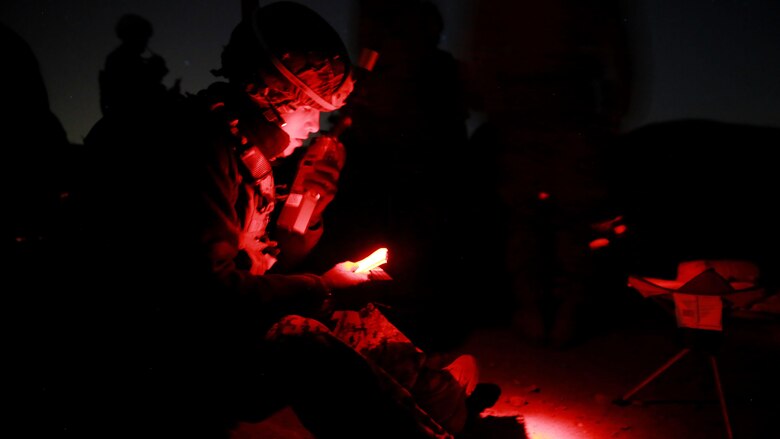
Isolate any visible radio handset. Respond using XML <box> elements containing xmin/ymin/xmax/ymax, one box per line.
<box><xmin>276</xmin><ymin>116</ymin><xmax>350</xmax><ymax>234</ymax></box>
<box><xmin>276</xmin><ymin>48</ymin><xmax>378</xmax><ymax>235</ymax></box>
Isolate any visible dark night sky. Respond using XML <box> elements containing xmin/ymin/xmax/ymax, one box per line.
<box><xmin>2</xmin><ymin>0</ymin><xmax>778</xmax><ymax>145</ymax></box>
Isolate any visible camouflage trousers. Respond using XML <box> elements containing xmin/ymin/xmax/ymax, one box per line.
<box><xmin>266</xmin><ymin>303</ymin><xmax>474</xmax><ymax>436</ymax></box>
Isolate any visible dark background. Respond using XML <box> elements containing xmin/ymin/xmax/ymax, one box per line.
<box><xmin>1</xmin><ymin>0</ymin><xmax>778</xmax><ymax>145</ymax></box>
<box><xmin>4</xmin><ymin>3</ymin><xmax>780</xmax><ymax>438</ymax></box>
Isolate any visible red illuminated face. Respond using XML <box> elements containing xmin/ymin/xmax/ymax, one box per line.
<box><xmin>279</xmin><ymin>105</ymin><xmax>321</xmax><ymax>157</ymax></box>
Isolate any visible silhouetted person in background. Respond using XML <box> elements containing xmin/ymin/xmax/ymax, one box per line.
<box><xmin>470</xmin><ymin>0</ymin><xmax>633</xmax><ymax>347</ymax></box>
<box><xmin>2</xmin><ymin>22</ymin><xmax>73</xmax><ymax>246</ymax></box>
<box><xmin>63</xmin><ymin>3</ymin><xmax>482</xmax><ymax>438</ymax></box>
<box><xmin>99</xmin><ymin>13</ymin><xmax>173</xmax><ymax>115</ymax></box>
<box><xmin>311</xmin><ymin>0</ymin><xmax>480</xmax><ymax>353</ymax></box>
<box><xmin>1</xmin><ymin>20</ymin><xmax>78</xmax><ymax>439</ymax></box>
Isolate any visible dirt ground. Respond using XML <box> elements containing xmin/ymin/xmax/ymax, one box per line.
<box><xmin>234</xmin><ymin>295</ymin><xmax>780</xmax><ymax>439</ymax></box>
<box><xmin>464</xmin><ymin>312</ymin><xmax>780</xmax><ymax>439</ymax></box>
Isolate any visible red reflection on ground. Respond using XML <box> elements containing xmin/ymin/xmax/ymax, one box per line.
<box><xmin>523</xmin><ymin>413</ymin><xmax>597</xmax><ymax>439</ymax></box>
<box><xmin>482</xmin><ymin>408</ymin><xmax>596</xmax><ymax>439</ymax></box>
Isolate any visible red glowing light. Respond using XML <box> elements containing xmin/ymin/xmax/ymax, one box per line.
<box><xmin>588</xmin><ymin>237</ymin><xmax>610</xmax><ymax>250</ymax></box>
<box><xmin>355</xmin><ymin>247</ymin><xmax>388</xmax><ymax>273</ymax></box>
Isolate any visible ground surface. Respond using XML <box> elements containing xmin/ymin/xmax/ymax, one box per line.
<box><xmin>234</xmin><ymin>300</ymin><xmax>780</xmax><ymax>439</ymax></box>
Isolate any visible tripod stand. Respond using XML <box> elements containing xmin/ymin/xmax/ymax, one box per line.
<box><xmin>613</xmin><ymin>332</ymin><xmax>733</xmax><ymax>439</ymax></box>
<box><xmin>613</xmin><ymin>265</ymin><xmax>764</xmax><ymax>439</ymax></box>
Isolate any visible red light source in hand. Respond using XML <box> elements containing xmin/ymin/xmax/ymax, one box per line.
<box><xmin>355</xmin><ymin>247</ymin><xmax>388</xmax><ymax>273</ymax></box>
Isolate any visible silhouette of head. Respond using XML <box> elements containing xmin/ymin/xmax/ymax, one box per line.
<box><xmin>217</xmin><ymin>1</ymin><xmax>354</xmax><ymax>113</ymax></box>
<box><xmin>115</xmin><ymin>14</ymin><xmax>153</xmax><ymax>47</ymax></box>
<box><xmin>420</xmin><ymin>1</ymin><xmax>444</xmax><ymax>48</ymax></box>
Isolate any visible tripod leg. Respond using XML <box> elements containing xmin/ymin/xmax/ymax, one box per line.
<box><xmin>709</xmin><ymin>355</ymin><xmax>734</xmax><ymax>439</ymax></box>
<box><xmin>616</xmin><ymin>347</ymin><xmax>691</xmax><ymax>404</ymax></box>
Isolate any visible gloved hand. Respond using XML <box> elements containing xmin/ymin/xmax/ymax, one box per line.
<box><xmin>318</xmin><ymin>261</ymin><xmax>369</xmax><ymax>317</ymax></box>
<box><xmin>319</xmin><ymin>263</ymin><xmax>393</xmax><ymax>313</ymax></box>
<box><xmin>321</xmin><ymin>261</ymin><xmax>369</xmax><ymax>291</ymax></box>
